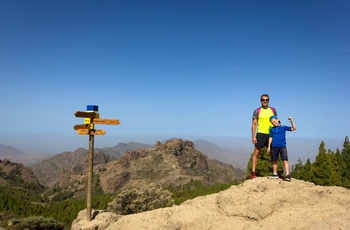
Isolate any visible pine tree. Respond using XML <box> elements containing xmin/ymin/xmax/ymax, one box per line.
<box><xmin>291</xmin><ymin>158</ymin><xmax>303</xmax><ymax>179</ymax></box>
<box><xmin>335</xmin><ymin>148</ymin><xmax>343</xmax><ymax>182</ymax></box>
<box><xmin>341</xmin><ymin>136</ymin><xmax>350</xmax><ymax>188</ymax></box>
<box><xmin>300</xmin><ymin>159</ymin><xmax>312</xmax><ymax>182</ymax></box>
<box><xmin>329</xmin><ymin>149</ymin><xmax>342</xmax><ymax>186</ymax></box>
<box><xmin>312</xmin><ymin>141</ymin><xmax>334</xmax><ymax>186</ymax></box>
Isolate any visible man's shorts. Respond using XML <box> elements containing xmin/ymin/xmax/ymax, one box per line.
<box><xmin>255</xmin><ymin>133</ymin><xmax>270</xmax><ymax>148</ymax></box>
<box><xmin>271</xmin><ymin>146</ymin><xmax>288</xmax><ymax>161</ymax></box>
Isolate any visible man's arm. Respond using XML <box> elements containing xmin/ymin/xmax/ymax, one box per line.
<box><xmin>252</xmin><ymin>118</ymin><xmax>257</xmax><ymax>144</ymax></box>
<box><xmin>288</xmin><ymin>117</ymin><xmax>296</xmax><ymax>131</ymax></box>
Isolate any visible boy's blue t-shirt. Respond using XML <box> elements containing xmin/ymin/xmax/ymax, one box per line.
<box><xmin>269</xmin><ymin>126</ymin><xmax>292</xmax><ymax>147</ymax></box>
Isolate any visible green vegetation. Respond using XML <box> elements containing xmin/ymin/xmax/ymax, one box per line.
<box><xmin>0</xmin><ymin>186</ymin><xmax>113</xmax><ymax>228</ymax></box>
<box><xmin>291</xmin><ymin>136</ymin><xmax>350</xmax><ymax>188</ymax></box>
<box><xmin>166</xmin><ymin>179</ymin><xmax>239</xmax><ymax>205</ymax></box>
<box><xmin>246</xmin><ymin>147</ymin><xmax>284</xmax><ymax>178</ymax></box>
<box><xmin>107</xmin><ymin>184</ymin><xmax>174</xmax><ymax>215</ymax></box>
<box><xmin>3</xmin><ymin>216</ymin><xmax>65</xmax><ymax>230</ymax></box>
<box><xmin>0</xmin><ymin>167</ymin><xmax>43</xmax><ymax>192</ymax></box>
<box><xmin>107</xmin><ymin>180</ymin><xmax>240</xmax><ymax>215</ymax></box>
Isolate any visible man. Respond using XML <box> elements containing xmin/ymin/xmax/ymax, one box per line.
<box><xmin>250</xmin><ymin>94</ymin><xmax>277</xmax><ymax>179</ymax></box>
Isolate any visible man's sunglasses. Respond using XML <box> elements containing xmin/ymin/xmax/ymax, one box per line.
<box><xmin>261</xmin><ymin>99</ymin><xmax>269</xmax><ymax>102</ymax></box>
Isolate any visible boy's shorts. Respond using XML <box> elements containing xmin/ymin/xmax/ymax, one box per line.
<box><xmin>271</xmin><ymin>146</ymin><xmax>288</xmax><ymax>161</ymax></box>
<box><xmin>255</xmin><ymin>133</ymin><xmax>270</xmax><ymax>148</ymax></box>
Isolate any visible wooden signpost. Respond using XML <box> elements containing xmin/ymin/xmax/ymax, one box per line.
<box><xmin>73</xmin><ymin>124</ymin><xmax>90</xmax><ymax>130</ymax></box>
<box><xmin>77</xmin><ymin>129</ymin><xmax>106</xmax><ymax>135</ymax></box>
<box><xmin>74</xmin><ymin>105</ymin><xmax>120</xmax><ymax>222</ymax></box>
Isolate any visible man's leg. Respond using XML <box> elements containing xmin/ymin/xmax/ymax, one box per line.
<box><xmin>251</xmin><ymin>147</ymin><xmax>260</xmax><ymax>178</ymax></box>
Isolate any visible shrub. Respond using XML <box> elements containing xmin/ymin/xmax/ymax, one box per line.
<box><xmin>51</xmin><ymin>191</ymin><xmax>74</xmax><ymax>202</ymax></box>
<box><xmin>107</xmin><ymin>184</ymin><xmax>174</xmax><ymax>215</ymax></box>
<box><xmin>8</xmin><ymin>216</ymin><xmax>65</xmax><ymax>230</ymax></box>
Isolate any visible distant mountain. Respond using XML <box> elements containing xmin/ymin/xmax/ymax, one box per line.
<box><xmin>30</xmin><ymin>148</ymin><xmax>116</xmax><ymax>188</ymax></box>
<box><xmin>100</xmin><ymin>142</ymin><xmax>154</xmax><ymax>158</ymax></box>
<box><xmin>193</xmin><ymin>140</ymin><xmax>250</xmax><ymax>169</ymax></box>
<box><xmin>0</xmin><ymin>158</ymin><xmax>42</xmax><ymax>190</ymax></box>
<box><xmin>97</xmin><ymin>139</ymin><xmax>245</xmax><ymax>194</ymax></box>
<box><xmin>0</xmin><ymin>144</ymin><xmax>25</xmax><ymax>157</ymax></box>
<box><xmin>30</xmin><ymin>142</ymin><xmax>156</xmax><ymax>188</ymax></box>
<box><xmin>0</xmin><ymin>144</ymin><xmax>52</xmax><ymax>167</ymax></box>
<box><xmin>112</xmin><ymin>142</ymin><xmax>154</xmax><ymax>154</ymax></box>
<box><xmin>30</xmin><ymin>139</ymin><xmax>245</xmax><ymax>197</ymax></box>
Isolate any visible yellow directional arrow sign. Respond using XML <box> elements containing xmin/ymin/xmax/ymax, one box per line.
<box><xmin>93</xmin><ymin>118</ymin><xmax>121</xmax><ymax>125</ymax></box>
<box><xmin>75</xmin><ymin>111</ymin><xmax>98</xmax><ymax>118</ymax></box>
<box><xmin>77</xmin><ymin>129</ymin><xmax>106</xmax><ymax>135</ymax></box>
<box><xmin>74</xmin><ymin>124</ymin><xmax>90</xmax><ymax>130</ymax></box>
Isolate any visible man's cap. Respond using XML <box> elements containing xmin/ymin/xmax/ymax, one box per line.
<box><xmin>270</xmin><ymin>115</ymin><xmax>278</xmax><ymax>121</ymax></box>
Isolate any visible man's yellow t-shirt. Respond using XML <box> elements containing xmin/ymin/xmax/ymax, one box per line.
<box><xmin>253</xmin><ymin>107</ymin><xmax>276</xmax><ymax>134</ymax></box>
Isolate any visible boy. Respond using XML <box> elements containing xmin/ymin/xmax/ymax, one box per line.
<box><xmin>267</xmin><ymin>116</ymin><xmax>296</xmax><ymax>181</ymax></box>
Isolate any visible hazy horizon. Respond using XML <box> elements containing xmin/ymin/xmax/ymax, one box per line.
<box><xmin>1</xmin><ymin>134</ymin><xmax>346</xmax><ymax>167</ymax></box>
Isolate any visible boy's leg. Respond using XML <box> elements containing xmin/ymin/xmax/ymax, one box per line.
<box><xmin>283</xmin><ymin>161</ymin><xmax>290</xmax><ymax>175</ymax></box>
<box><xmin>280</xmin><ymin>147</ymin><xmax>290</xmax><ymax>175</ymax></box>
<box><xmin>273</xmin><ymin>161</ymin><xmax>278</xmax><ymax>174</ymax></box>
<box><xmin>271</xmin><ymin>147</ymin><xmax>279</xmax><ymax>174</ymax></box>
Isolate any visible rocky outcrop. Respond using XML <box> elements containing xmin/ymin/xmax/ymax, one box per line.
<box><xmin>160</xmin><ymin>139</ymin><xmax>208</xmax><ymax>172</ymax></box>
<box><xmin>0</xmin><ymin>159</ymin><xmax>42</xmax><ymax>189</ymax></box>
<box><xmin>28</xmin><ymin>139</ymin><xmax>244</xmax><ymax>197</ymax></box>
<box><xmin>30</xmin><ymin>148</ymin><xmax>115</xmax><ymax>188</ymax></box>
<box><xmin>71</xmin><ymin>178</ymin><xmax>350</xmax><ymax>230</ymax></box>
<box><xmin>96</xmin><ymin>139</ymin><xmax>242</xmax><ymax>194</ymax></box>
<box><xmin>121</xmin><ymin>139</ymin><xmax>209</xmax><ymax>173</ymax></box>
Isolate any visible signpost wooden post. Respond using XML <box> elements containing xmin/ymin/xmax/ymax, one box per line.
<box><xmin>73</xmin><ymin>105</ymin><xmax>120</xmax><ymax>221</ymax></box>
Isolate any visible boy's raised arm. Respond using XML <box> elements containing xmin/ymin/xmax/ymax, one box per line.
<box><xmin>288</xmin><ymin>117</ymin><xmax>296</xmax><ymax>131</ymax></box>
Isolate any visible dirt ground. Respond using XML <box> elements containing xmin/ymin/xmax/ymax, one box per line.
<box><xmin>72</xmin><ymin>177</ymin><xmax>350</xmax><ymax>230</ymax></box>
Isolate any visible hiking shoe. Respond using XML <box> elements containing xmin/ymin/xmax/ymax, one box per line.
<box><xmin>250</xmin><ymin>172</ymin><xmax>256</xmax><ymax>179</ymax></box>
<box><xmin>268</xmin><ymin>173</ymin><xmax>279</xmax><ymax>179</ymax></box>
<box><xmin>277</xmin><ymin>172</ymin><xmax>285</xmax><ymax>180</ymax></box>
<box><xmin>285</xmin><ymin>175</ymin><xmax>292</xmax><ymax>181</ymax></box>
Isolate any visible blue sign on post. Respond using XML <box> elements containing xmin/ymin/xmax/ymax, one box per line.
<box><xmin>87</xmin><ymin>105</ymin><xmax>98</xmax><ymax>112</ymax></box>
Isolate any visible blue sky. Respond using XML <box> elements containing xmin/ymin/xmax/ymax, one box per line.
<box><xmin>1</xmin><ymin>0</ymin><xmax>349</xmax><ymax>164</ymax></box>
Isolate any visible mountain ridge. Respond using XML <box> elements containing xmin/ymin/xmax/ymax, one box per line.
<box><xmin>29</xmin><ymin>139</ymin><xmax>245</xmax><ymax>197</ymax></box>
<box><xmin>1</xmin><ymin>139</ymin><xmax>249</xmax><ymax>170</ymax></box>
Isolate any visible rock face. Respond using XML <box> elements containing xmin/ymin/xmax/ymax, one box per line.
<box><xmin>0</xmin><ymin>159</ymin><xmax>41</xmax><ymax>188</ymax></box>
<box><xmin>156</xmin><ymin>139</ymin><xmax>208</xmax><ymax>172</ymax></box>
<box><xmin>71</xmin><ymin>177</ymin><xmax>350</xmax><ymax>230</ymax></box>
<box><xmin>29</xmin><ymin>139</ymin><xmax>244</xmax><ymax>198</ymax></box>
<box><xmin>96</xmin><ymin>139</ymin><xmax>242</xmax><ymax>194</ymax></box>
<box><xmin>30</xmin><ymin>148</ymin><xmax>115</xmax><ymax>188</ymax></box>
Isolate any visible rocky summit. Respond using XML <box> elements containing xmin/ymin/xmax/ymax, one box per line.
<box><xmin>72</xmin><ymin>177</ymin><xmax>350</xmax><ymax>230</ymax></box>
<box><xmin>96</xmin><ymin>139</ymin><xmax>243</xmax><ymax>194</ymax></box>
<box><xmin>29</xmin><ymin>139</ymin><xmax>244</xmax><ymax>197</ymax></box>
